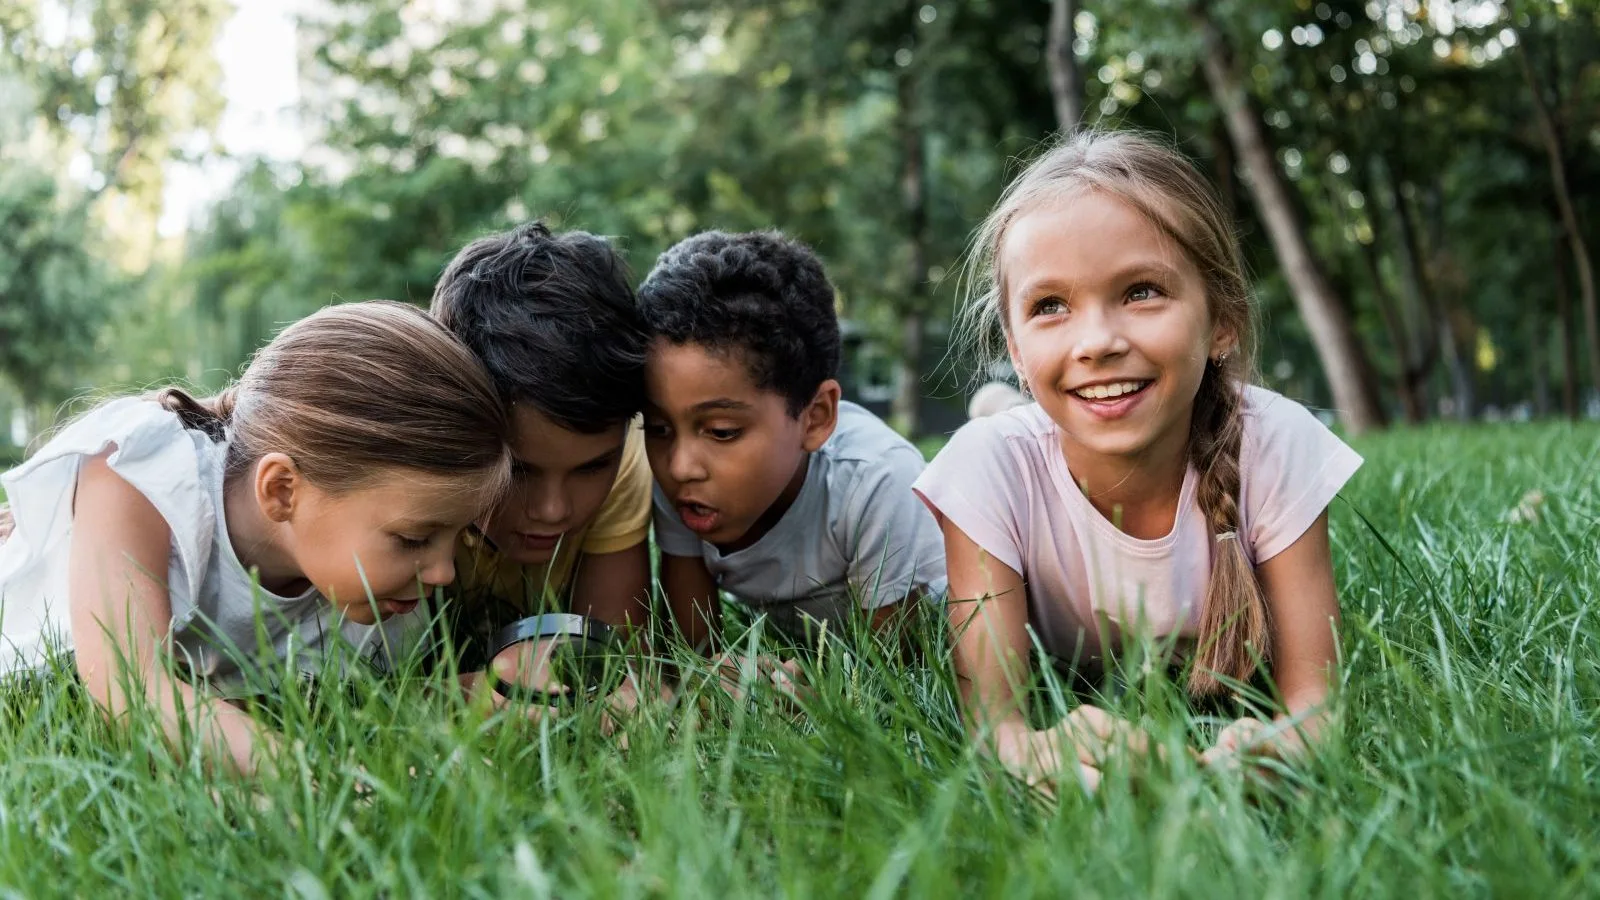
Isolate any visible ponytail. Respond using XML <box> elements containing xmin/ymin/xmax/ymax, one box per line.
<box><xmin>152</xmin><ymin>386</ymin><xmax>238</xmax><ymax>443</ymax></box>
<box><xmin>1187</xmin><ymin>363</ymin><xmax>1269</xmax><ymax>697</ymax></box>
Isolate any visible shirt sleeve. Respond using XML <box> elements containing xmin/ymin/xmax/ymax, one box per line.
<box><xmin>840</xmin><ymin>447</ymin><xmax>946</xmax><ymax>609</ymax></box>
<box><xmin>580</xmin><ymin>421</ymin><xmax>653</xmax><ymax>556</ymax></box>
<box><xmin>651</xmin><ymin>483</ymin><xmax>705</xmax><ymax>558</ymax></box>
<box><xmin>1240</xmin><ymin>390</ymin><xmax>1365</xmax><ymax>564</ymax></box>
<box><xmin>910</xmin><ymin>419</ymin><xmax>1026</xmax><ymax>577</ymax></box>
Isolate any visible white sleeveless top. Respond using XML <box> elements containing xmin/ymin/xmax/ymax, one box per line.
<box><xmin>0</xmin><ymin>398</ymin><xmax>413</xmax><ymax>696</ymax></box>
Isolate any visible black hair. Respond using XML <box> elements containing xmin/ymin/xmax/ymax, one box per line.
<box><xmin>430</xmin><ymin>220</ymin><xmax>648</xmax><ymax>433</ymax></box>
<box><xmin>636</xmin><ymin>230</ymin><xmax>841</xmax><ymax>416</ymax></box>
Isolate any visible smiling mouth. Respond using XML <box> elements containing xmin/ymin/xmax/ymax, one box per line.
<box><xmin>1071</xmin><ymin>379</ymin><xmax>1152</xmax><ymax>401</ymax></box>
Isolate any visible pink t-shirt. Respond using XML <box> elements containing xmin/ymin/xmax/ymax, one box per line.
<box><xmin>912</xmin><ymin>385</ymin><xmax>1363</xmax><ymax>663</ymax></box>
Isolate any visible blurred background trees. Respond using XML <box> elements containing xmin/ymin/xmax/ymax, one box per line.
<box><xmin>1</xmin><ymin>0</ymin><xmax>1595</xmax><ymax>455</ymax></box>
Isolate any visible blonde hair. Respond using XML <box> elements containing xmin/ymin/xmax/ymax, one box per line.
<box><xmin>152</xmin><ymin>300</ymin><xmax>512</xmax><ymax>507</ymax></box>
<box><xmin>957</xmin><ymin>130</ymin><xmax>1265</xmax><ymax>697</ymax></box>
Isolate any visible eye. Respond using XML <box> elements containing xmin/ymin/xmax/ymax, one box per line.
<box><xmin>1127</xmin><ymin>282</ymin><xmax>1165</xmax><ymax>302</ymax></box>
<box><xmin>1030</xmin><ymin>296</ymin><xmax>1067</xmax><ymax>317</ymax></box>
<box><xmin>576</xmin><ymin>458</ymin><xmax>614</xmax><ymax>474</ymax></box>
<box><xmin>706</xmin><ymin>427</ymin><xmax>743</xmax><ymax>442</ymax></box>
<box><xmin>393</xmin><ymin>534</ymin><xmax>431</xmax><ymax>551</ymax></box>
<box><xmin>642</xmin><ymin>421</ymin><xmax>671</xmax><ymax>439</ymax></box>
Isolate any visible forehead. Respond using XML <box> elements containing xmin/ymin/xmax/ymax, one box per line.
<box><xmin>343</xmin><ymin>467</ymin><xmax>491</xmax><ymax>525</ymax></box>
<box><xmin>508</xmin><ymin>405</ymin><xmax>626</xmax><ymax>467</ymax></box>
<box><xmin>1002</xmin><ymin>189</ymin><xmax>1193</xmax><ymax>292</ymax></box>
<box><xmin>645</xmin><ymin>340</ymin><xmax>781</xmax><ymax>413</ymax></box>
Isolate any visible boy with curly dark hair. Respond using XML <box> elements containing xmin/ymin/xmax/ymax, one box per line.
<box><xmin>430</xmin><ymin>221</ymin><xmax>654</xmax><ymax>678</ymax></box>
<box><xmin>637</xmin><ymin>230</ymin><xmax>946</xmax><ymax>653</ymax></box>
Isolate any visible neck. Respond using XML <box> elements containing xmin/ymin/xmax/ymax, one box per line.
<box><xmin>1058</xmin><ymin>414</ymin><xmax>1192</xmax><ymax>540</ymax></box>
<box><xmin>223</xmin><ymin>474</ymin><xmax>311</xmax><ymax>596</ymax></box>
<box><xmin>715</xmin><ymin>452</ymin><xmax>811</xmax><ymax>554</ymax></box>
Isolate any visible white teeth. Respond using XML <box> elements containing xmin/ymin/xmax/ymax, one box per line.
<box><xmin>1074</xmin><ymin>381</ymin><xmax>1146</xmax><ymax>400</ymax></box>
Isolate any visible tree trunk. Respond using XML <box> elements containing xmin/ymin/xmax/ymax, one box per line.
<box><xmin>1190</xmin><ymin>7</ymin><xmax>1386</xmax><ymax>433</ymax></box>
<box><xmin>892</xmin><ymin>63</ymin><xmax>929</xmax><ymax>438</ymax></box>
<box><xmin>1510</xmin><ymin>9</ymin><xmax>1600</xmax><ymax>399</ymax></box>
<box><xmin>1046</xmin><ymin>0</ymin><xmax>1083</xmax><ymax>132</ymax></box>
<box><xmin>1554</xmin><ymin>222</ymin><xmax>1579</xmax><ymax>419</ymax></box>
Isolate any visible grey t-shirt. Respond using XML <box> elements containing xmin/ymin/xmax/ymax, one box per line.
<box><xmin>653</xmin><ymin>401</ymin><xmax>947</xmax><ymax>636</ymax></box>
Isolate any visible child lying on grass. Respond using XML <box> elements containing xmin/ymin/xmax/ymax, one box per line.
<box><xmin>0</xmin><ymin>301</ymin><xmax>511</xmax><ymax>775</ymax></box>
<box><xmin>915</xmin><ymin>130</ymin><xmax>1363</xmax><ymax>793</ymax></box>
<box><xmin>636</xmin><ymin>230</ymin><xmax>947</xmax><ymax>687</ymax></box>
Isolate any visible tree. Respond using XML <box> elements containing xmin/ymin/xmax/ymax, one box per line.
<box><xmin>0</xmin><ymin>161</ymin><xmax>107</xmax><ymax>427</ymax></box>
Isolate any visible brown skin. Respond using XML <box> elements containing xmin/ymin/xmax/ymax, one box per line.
<box><xmin>944</xmin><ymin>191</ymin><xmax>1338</xmax><ymax>791</ymax></box>
<box><xmin>642</xmin><ymin>341</ymin><xmax>843</xmax><ymax>651</ymax></box>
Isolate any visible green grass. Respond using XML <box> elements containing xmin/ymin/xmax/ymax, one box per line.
<box><xmin>3</xmin><ymin>422</ymin><xmax>1598</xmax><ymax>896</ymax></box>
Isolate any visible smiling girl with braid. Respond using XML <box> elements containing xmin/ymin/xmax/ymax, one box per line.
<box><xmin>913</xmin><ymin>131</ymin><xmax>1363</xmax><ymax>793</ymax></box>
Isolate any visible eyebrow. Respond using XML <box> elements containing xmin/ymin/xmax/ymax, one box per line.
<box><xmin>578</xmin><ymin>446</ymin><xmax>623</xmax><ymax>468</ymax></box>
<box><xmin>1014</xmin><ymin>260</ymin><xmax>1185</xmax><ymax>301</ymax></box>
<box><xmin>690</xmin><ymin>398</ymin><xmax>755</xmax><ymax>413</ymax></box>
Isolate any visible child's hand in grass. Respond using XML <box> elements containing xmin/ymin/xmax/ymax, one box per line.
<box><xmin>992</xmin><ymin>718</ymin><xmax>1102</xmax><ymax>797</ymax></box>
<box><xmin>709</xmin><ymin>652</ymin><xmax>811</xmax><ymax>704</ymax></box>
<box><xmin>1200</xmin><ymin>716</ymin><xmax>1307</xmax><ymax>771</ymax></box>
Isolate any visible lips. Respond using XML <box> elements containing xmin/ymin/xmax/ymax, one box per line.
<box><xmin>513</xmin><ymin>532</ymin><xmax>562</xmax><ymax>552</ymax></box>
<box><xmin>1068</xmin><ymin>378</ymin><xmax>1154</xmax><ymax>421</ymax></box>
<box><xmin>676</xmin><ymin>501</ymin><xmax>721</xmax><ymax>535</ymax></box>
<box><xmin>379</xmin><ymin>597</ymin><xmax>420</xmax><ymax>617</ymax></box>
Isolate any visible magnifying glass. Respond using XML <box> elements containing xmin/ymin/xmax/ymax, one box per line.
<box><xmin>485</xmin><ymin>613</ymin><xmax>624</xmax><ymax>705</ymax></box>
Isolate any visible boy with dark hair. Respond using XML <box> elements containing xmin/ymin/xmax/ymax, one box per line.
<box><xmin>637</xmin><ymin>230</ymin><xmax>946</xmax><ymax>651</ymax></box>
<box><xmin>430</xmin><ymin>221</ymin><xmax>653</xmax><ymax>674</ymax></box>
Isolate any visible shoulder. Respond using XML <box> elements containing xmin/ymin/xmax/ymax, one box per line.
<box><xmin>925</xmin><ymin>402</ymin><xmax>1055</xmax><ymax>476</ymax></box>
<box><xmin>584</xmin><ymin>419</ymin><xmax>653</xmax><ymax>551</ymax></box>
<box><xmin>1239</xmin><ymin>385</ymin><xmax>1336</xmax><ymax>445</ymax></box>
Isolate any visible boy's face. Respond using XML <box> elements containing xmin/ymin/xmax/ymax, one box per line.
<box><xmin>481</xmin><ymin>405</ymin><xmax>628</xmax><ymax>565</ymax></box>
<box><xmin>643</xmin><ymin>340</ymin><xmax>838</xmax><ymax>550</ymax></box>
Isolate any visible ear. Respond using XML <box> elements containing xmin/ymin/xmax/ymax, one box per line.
<box><xmin>1208</xmin><ymin>321</ymin><xmax>1237</xmax><ymax>363</ymax></box>
<box><xmin>254</xmin><ymin>452</ymin><xmax>303</xmax><ymax>524</ymax></box>
<box><xmin>800</xmin><ymin>379</ymin><xmax>842</xmax><ymax>452</ymax></box>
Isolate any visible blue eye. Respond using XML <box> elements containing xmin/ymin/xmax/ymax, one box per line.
<box><xmin>1127</xmin><ymin>283</ymin><xmax>1164</xmax><ymax>302</ymax></box>
<box><xmin>1032</xmin><ymin>297</ymin><xmax>1066</xmax><ymax>317</ymax></box>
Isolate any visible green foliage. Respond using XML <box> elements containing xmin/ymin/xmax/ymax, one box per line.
<box><xmin>0</xmin><ymin>161</ymin><xmax>107</xmax><ymax>408</ymax></box>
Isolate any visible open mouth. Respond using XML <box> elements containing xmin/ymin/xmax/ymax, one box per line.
<box><xmin>676</xmin><ymin>501</ymin><xmax>721</xmax><ymax>535</ymax></box>
<box><xmin>1071</xmin><ymin>379</ymin><xmax>1152</xmax><ymax>401</ymax></box>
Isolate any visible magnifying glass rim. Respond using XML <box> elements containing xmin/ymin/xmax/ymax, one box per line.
<box><xmin>486</xmin><ymin>613</ymin><xmax>622</xmax><ymax>703</ymax></box>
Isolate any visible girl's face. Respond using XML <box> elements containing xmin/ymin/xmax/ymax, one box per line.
<box><xmin>283</xmin><ymin>467</ymin><xmax>488</xmax><ymax>624</ymax></box>
<box><xmin>1001</xmin><ymin>189</ymin><xmax>1231</xmax><ymax>470</ymax></box>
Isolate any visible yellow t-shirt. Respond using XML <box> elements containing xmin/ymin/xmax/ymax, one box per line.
<box><xmin>448</xmin><ymin>422</ymin><xmax>651</xmax><ymax>634</ymax></box>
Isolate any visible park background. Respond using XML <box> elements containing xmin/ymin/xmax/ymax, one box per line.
<box><xmin>1</xmin><ymin>0</ymin><xmax>1597</xmax><ymax>451</ymax></box>
<box><xmin>3</xmin><ymin>3</ymin><xmax>1600</xmax><ymax>896</ymax></box>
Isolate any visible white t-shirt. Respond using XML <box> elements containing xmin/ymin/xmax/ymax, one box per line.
<box><xmin>654</xmin><ymin>401</ymin><xmax>947</xmax><ymax>637</ymax></box>
<box><xmin>0</xmin><ymin>398</ymin><xmax>411</xmax><ymax>696</ymax></box>
<box><xmin>913</xmin><ymin>385</ymin><xmax>1363</xmax><ymax>663</ymax></box>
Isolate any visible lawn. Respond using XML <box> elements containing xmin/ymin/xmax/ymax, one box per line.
<box><xmin>1</xmin><ymin>422</ymin><xmax>1597</xmax><ymax>897</ymax></box>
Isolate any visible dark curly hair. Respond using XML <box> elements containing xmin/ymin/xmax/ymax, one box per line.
<box><xmin>430</xmin><ymin>220</ymin><xmax>649</xmax><ymax>432</ymax></box>
<box><xmin>636</xmin><ymin>231</ymin><xmax>841</xmax><ymax>416</ymax></box>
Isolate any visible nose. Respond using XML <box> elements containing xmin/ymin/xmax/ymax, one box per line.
<box><xmin>1071</xmin><ymin>304</ymin><xmax>1130</xmax><ymax>363</ymax></box>
<box><xmin>666</xmin><ymin>436</ymin><xmax>708</xmax><ymax>484</ymax></box>
<box><xmin>525</xmin><ymin>477</ymin><xmax>571</xmax><ymax>525</ymax></box>
<box><xmin>418</xmin><ymin>547</ymin><xmax>456</xmax><ymax>588</ymax></box>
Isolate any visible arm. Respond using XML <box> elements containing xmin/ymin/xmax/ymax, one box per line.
<box><xmin>569</xmin><ymin>540</ymin><xmax>652</xmax><ymax>636</ymax></box>
<box><xmin>1205</xmin><ymin>510</ymin><xmax>1340</xmax><ymax>764</ymax></box>
<box><xmin>660</xmin><ymin>552</ymin><xmax>720</xmax><ymax>653</ymax></box>
<box><xmin>69</xmin><ymin>452</ymin><xmax>273</xmax><ymax>775</ymax></box>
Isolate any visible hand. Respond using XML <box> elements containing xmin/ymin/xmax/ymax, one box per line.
<box><xmin>1200</xmin><ymin>716</ymin><xmax>1275</xmax><ymax>770</ymax></box>
<box><xmin>709</xmin><ymin>652</ymin><xmax>809</xmax><ymax>704</ymax></box>
<box><xmin>992</xmin><ymin>719</ymin><xmax>1102</xmax><ymax>798</ymax></box>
